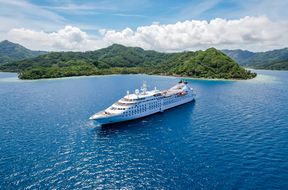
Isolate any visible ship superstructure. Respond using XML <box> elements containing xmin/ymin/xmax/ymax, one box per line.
<box><xmin>90</xmin><ymin>81</ymin><xmax>195</xmax><ymax>125</ymax></box>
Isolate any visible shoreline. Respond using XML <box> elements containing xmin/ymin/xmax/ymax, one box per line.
<box><xmin>0</xmin><ymin>71</ymin><xmax>255</xmax><ymax>82</ymax></box>
<box><xmin>0</xmin><ymin>71</ymin><xmax>281</xmax><ymax>84</ymax></box>
<box><xmin>0</xmin><ymin>72</ymin><xmax>244</xmax><ymax>82</ymax></box>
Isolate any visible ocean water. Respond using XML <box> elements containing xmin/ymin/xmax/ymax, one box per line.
<box><xmin>0</xmin><ymin>70</ymin><xmax>287</xmax><ymax>189</ymax></box>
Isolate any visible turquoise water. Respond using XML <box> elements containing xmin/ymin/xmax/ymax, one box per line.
<box><xmin>0</xmin><ymin>71</ymin><xmax>288</xmax><ymax>189</ymax></box>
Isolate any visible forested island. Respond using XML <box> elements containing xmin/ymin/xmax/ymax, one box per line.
<box><xmin>0</xmin><ymin>42</ymin><xmax>256</xmax><ymax>80</ymax></box>
<box><xmin>222</xmin><ymin>48</ymin><xmax>288</xmax><ymax>70</ymax></box>
<box><xmin>0</xmin><ymin>40</ymin><xmax>46</xmax><ymax>65</ymax></box>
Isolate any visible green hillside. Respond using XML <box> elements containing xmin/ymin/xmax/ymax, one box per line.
<box><xmin>222</xmin><ymin>48</ymin><xmax>288</xmax><ymax>70</ymax></box>
<box><xmin>0</xmin><ymin>40</ymin><xmax>47</xmax><ymax>65</ymax></box>
<box><xmin>0</xmin><ymin>44</ymin><xmax>256</xmax><ymax>80</ymax></box>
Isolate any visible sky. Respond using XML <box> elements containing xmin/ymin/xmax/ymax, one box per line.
<box><xmin>1</xmin><ymin>0</ymin><xmax>288</xmax><ymax>52</ymax></box>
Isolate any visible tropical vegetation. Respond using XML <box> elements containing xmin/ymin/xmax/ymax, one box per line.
<box><xmin>0</xmin><ymin>40</ymin><xmax>46</xmax><ymax>65</ymax></box>
<box><xmin>222</xmin><ymin>48</ymin><xmax>288</xmax><ymax>70</ymax></box>
<box><xmin>0</xmin><ymin>43</ymin><xmax>256</xmax><ymax>80</ymax></box>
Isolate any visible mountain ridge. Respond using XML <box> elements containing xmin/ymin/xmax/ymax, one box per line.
<box><xmin>0</xmin><ymin>40</ymin><xmax>47</xmax><ymax>65</ymax></box>
<box><xmin>222</xmin><ymin>48</ymin><xmax>288</xmax><ymax>70</ymax></box>
<box><xmin>0</xmin><ymin>43</ymin><xmax>256</xmax><ymax>80</ymax></box>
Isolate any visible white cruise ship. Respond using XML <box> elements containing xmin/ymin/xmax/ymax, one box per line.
<box><xmin>89</xmin><ymin>80</ymin><xmax>196</xmax><ymax>125</ymax></box>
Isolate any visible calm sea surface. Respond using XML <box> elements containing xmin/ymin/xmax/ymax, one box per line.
<box><xmin>0</xmin><ymin>71</ymin><xmax>288</xmax><ymax>189</ymax></box>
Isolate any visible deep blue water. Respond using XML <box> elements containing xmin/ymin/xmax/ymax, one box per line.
<box><xmin>0</xmin><ymin>71</ymin><xmax>288</xmax><ymax>189</ymax></box>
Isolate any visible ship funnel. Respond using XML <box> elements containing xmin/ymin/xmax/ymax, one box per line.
<box><xmin>141</xmin><ymin>81</ymin><xmax>147</xmax><ymax>94</ymax></box>
<box><xmin>135</xmin><ymin>89</ymin><xmax>139</xmax><ymax>95</ymax></box>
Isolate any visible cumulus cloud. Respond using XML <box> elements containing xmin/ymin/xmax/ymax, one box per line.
<box><xmin>4</xmin><ymin>16</ymin><xmax>288</xmax><ymax>52</ymax></box>
<box><xmin>7</xmin><ymin>26</ymin><xmax>107</xmax><ymax>51</ymax></box>
<box><xmin>102</xmin><ymin>16</ymin><xmax>288</xmax><ymax>51</ymax></box>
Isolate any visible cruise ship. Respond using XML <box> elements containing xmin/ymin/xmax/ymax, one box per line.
<box><xmin>89</xmin><ymin>81</ymin><xmax>196</xmax><ymax>125</ymax></box>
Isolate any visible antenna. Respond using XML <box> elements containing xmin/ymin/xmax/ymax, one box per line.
<box><xmin>126</xmin><ymin>90</ymin><xmax>129</xmax><ymax>95</ymax></box>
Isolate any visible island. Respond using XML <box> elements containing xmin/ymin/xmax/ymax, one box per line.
<box><xmin>0</xmin><ymin>43</ymin><xmax>256</xmax><ymax>80</ymax></box>
<box><xmin>0</xmin><ymin>40</ymin><xmax>46</xmax><ymax>65</ymax></box>
<box><xmin>222</xmin><ymin>48</ymin><xmax>288</xmax><ymax>70</ymax></box>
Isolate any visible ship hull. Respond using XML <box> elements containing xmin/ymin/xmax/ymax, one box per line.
<box><xmin>93</xmin><ymin>95</ymin><xmax>195</xmax><ymax>126</ymax></box>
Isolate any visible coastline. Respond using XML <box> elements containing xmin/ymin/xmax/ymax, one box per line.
<box><xmin>3</xmin><ymin>69</ymin><xmax>284</xmax><ymax>84</ymax></box>
<box><xmin>0</xmin><ymin>71</ymin><xmax>246</xmax><ymax>82</ymax></box>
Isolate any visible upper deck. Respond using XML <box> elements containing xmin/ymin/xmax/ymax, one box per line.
<box><xmin>119</xmin><ymin>82</ymin><xmax>189</xmax><ymax>103</ymax></box>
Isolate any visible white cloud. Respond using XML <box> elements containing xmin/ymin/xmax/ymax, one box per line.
<box><xmin>178</xmin><ymin>0</ymin><xmax>222</xmax><ymax>21</ymax></box>
<box><xmin>6</xmin><ymin>26</ymin><xmax>107</xmax><ymax>51</ymax></box>
<box><xmin>0</xmin><ymin>0</ymin><xmax>64</xmax><ymax>31</ymax></box>
<box><xmin>3</xmin><ymin>16</ymin><xmax>288</xmax><ymax>52</ymax></box>
<box><xmin>102</xmin><ymin>16</ymin><xmax>288</xmax><ymax>51</ymax></box>
<box><xmin>234</xmin><ymin>0</ymin><xmax>288</xmax><ymax>21</ymax></box>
